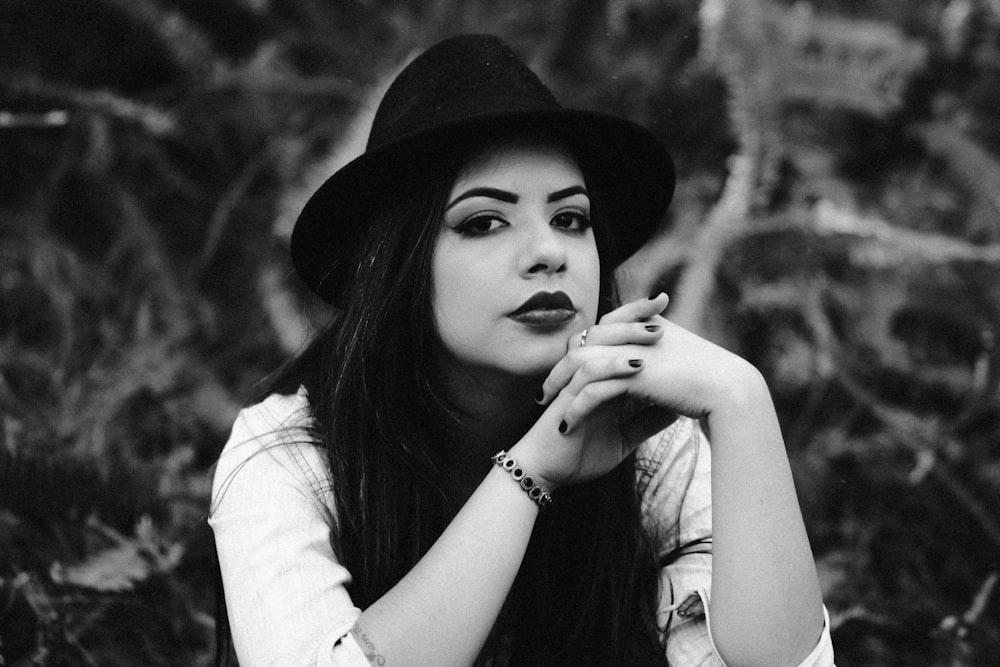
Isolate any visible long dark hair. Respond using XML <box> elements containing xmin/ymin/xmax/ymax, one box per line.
<box><xmin>226</xmin><ymin>134</ymin><xmax>669</xmax><ymax>665</ymax></box>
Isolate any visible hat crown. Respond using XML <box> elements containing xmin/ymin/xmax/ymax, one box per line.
<box><xmin>368</xmin><ymin>35</ymin><xmax>560</xmax><ymax>150</ymax></box>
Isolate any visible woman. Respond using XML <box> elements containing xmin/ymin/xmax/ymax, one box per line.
<box><xmin>210</xmin><ymin>34</ymin><xmax>835</xmax><ymax>666</ymax></box>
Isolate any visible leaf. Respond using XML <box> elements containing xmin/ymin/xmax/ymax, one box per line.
<box><xmin>50</xmin><ymin>543</ymin><xmax>150</xmax><ymax>593</ymax></box>
<box><xmin>48</xmin><ymin>515</ymin><xmax>184</xmax><ymax>592</ymax></box>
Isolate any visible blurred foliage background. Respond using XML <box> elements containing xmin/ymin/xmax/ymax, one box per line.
<box><xmin>1</xmin><ymin>0</ymin><xmax>999</xmax><ymax>664</ymax></box>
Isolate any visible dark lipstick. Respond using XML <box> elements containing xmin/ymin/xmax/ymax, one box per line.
<box><xmin>509</xmin><ymin>291</ymin><xmax>576</xmax><ymax>327</ymax></box>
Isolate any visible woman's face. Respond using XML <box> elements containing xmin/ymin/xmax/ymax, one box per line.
<box><xmin>432</xmin><ymin>142</ymin><xmax>601</xmax><ymax>380</ymax></box>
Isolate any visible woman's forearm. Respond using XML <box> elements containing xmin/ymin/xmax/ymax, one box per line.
<box><xmin>350</xmin><ymin>462</ymin><xmax>539</xmax><ymax>666</ymax></box>
<box><xmin>706</xmin><ymin>366</ymin><xmax>825</xmax><ymax>667</ymax></box>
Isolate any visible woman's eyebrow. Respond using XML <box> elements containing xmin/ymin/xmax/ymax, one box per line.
<box><xmin>547</xmin><ymin>185</ymin><xmax>589</xmax><ymax>202</ymax></box>
<box><xmin>446</xmin><ymin>187</ymin><xmax>518</xmax><ymax>210</ymax></box>
<box><xmin>445</xmin><ymin>184</ymin><xmax>589</xmax><ymax>210</ymax></box>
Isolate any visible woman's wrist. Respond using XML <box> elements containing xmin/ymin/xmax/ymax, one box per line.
<box><xmin>706</xmin><ymin>363</ymin><xmax>781</xmax><ymax>450</ymax></box>
<box><xmin>702</xmin><ymin>357</ymin><xmax>769</xmax><ymax>418</ymax></box>
<box><xmin>489</xmin><ymin>450</ymin><xmax>553</xmax><ymax>507</ymax></box>
<box><xmin>506</xmin><ymin>438</ymin><xmax>562</xmax><ymax>493</ymax></box>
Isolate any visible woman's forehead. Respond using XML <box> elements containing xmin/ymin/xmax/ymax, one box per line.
<box><xmin>451</xmin><ymin>141</ymin><xmax>584</xmax><ymax>192</ymax></box>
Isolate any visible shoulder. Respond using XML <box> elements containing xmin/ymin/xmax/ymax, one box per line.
<box><xmin>231</xmin><ymin>386</ymin><xmax>314</xmax><ymax>439</ymax></box>
<box><xmin>210</xmin><ymin>386</ymin><xmax>332</xmax><ymax>514</ymax></box>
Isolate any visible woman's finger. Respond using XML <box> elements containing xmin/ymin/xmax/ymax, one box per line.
<box><xmin>564</xmin><ymin>321</ymin><xmax>663</xmax><ymax>354</ymax></box>
<box><xmin>596</xmin><ymin>292</ymin><xmax>669</xmax><ymax>326</ymax></box>
<box><xmin>558</xmin><ymin>355</ymin><xmax>643</xmax><ymax>412</ymax></box>
<box><xmin>538</xmin><ymin>348</ymin><xmax>644</xmax><ymax>405</ymax></box>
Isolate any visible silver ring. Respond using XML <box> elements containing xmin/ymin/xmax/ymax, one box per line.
<box><xmin>579</xmin><ymin>328</ymin><xmax>589</xmax><ymax>348</ymax></box>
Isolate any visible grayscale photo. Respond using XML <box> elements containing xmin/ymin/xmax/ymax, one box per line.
<box><xmin>1</xmin><ymin>1</ymin><xmax>998</xmax><ymax>665</ymax></box>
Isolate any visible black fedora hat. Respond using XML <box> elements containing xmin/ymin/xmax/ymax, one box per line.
<box><xmin>291</xmin><ymin>34</ymin><xmax>675</xmax><ymax>305</ymax></box>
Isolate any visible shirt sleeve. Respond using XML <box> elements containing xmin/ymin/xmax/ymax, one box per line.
<box><xmin>637</xmin><ymin>419</ymin><xmax>836</xmax><ymax>666</ymax></box>
<box><xmin>208</xmin><ymin>390</ymin><xmax>370</xmax><ymax>666</ymax></box>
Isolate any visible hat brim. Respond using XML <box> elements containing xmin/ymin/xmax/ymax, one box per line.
<box><xmin>291</xmin><ymin>109</ymin><xmax>675</xmax><ymax>305</ymax></box>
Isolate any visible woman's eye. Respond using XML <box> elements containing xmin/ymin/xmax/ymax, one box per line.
<box><xmin>455</xmin><ymin>215</ymin><xmax>507</xmax><ymax>236</ymax></box>
<box><xmin>552</xmin><ymin>210</ymin><xmax>591</xmax><ymax>231</ymax></box>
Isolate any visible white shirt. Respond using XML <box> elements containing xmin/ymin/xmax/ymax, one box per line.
<box><xmin>210</xmin><ymin>388</ymin><xmax>835</xmax><ymax>666</ymax></box>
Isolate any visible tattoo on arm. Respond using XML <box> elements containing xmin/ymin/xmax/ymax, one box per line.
<box><xmin>351</xmin><ymin>625</ymin><xmax>386</xmax><ymax>666</ymax></box>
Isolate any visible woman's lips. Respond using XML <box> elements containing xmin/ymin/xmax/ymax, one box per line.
<box><xmin>508</xmin><ymin>290</ymin><xmax>577</xmax><ymax>328</ymax></box>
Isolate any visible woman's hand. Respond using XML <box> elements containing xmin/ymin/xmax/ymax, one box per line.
<box><xmin>550</xmin><ymin>300</ymin><xmax>763</xmax><ymax>427</ymax></box>
<box><xmin>508</xmin><ymin>294</ymin><xmax>675</xmax><ymax>488</ymax></box>
<box><xmin>515</xmin><ymin>292</ymin><xmax>765</xmax><ymax>489</ymax></box>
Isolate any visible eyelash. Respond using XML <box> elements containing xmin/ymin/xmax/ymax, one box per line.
<box><xmin>552</xmin><ymin>210</ymin><xmax>591</xmax><ymax>231</ymax></box>
<box><xmin>454</xmin><ymin>214</ymin><xmax>507</xmax><ymax>236</ymax></box>
<box><xmin>453</xmin><ymin>210</ymin><xmax>591</xmax><ymax>237</ymax></box>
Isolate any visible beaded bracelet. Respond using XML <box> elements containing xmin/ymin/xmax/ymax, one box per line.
<box><xmin>490</xmin><ymin>450</ymin><xmax>553</xmax><ymax>507</ymax></box>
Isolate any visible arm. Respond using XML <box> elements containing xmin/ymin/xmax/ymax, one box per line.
<box><xmin>707</xmin><ymin>366</ymin><xmax>825</xmax><ymax>666</ymax></box>
<box><xmin>542</xmin><ymin>308</ymin><xmax>826</xmax><ymax>667</ymax></box>
<box><xmin>349</xmin><ymin>464</ymin><xmax>538</xmax><ymax>666</ymax></box>
<box><xmin>211</xmin><ymin>394</ymin><xmax>549</xmax><ymax>666</ymax></box>
<box><xmin>641</xmin><ymin>420</ymin><xmax>833</xmax><ymax>667</ymax></box>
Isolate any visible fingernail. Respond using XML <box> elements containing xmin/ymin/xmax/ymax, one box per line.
<box><xmin>558</xmin><ymin>420</ymin><xmax>568</xmax><ymax>434</ymax></box>
<box><xmin>629</xmin><ymin>359</ymin><xmax>643</xmax><ymax>368</ymax></box>
<box><xmin>535</xmin><ymin>388</ymin><xmax>544</xmax><ymax>403</ymax></box>
<box><xmin>645</xmin><ymin>325</ymin><xmax>660</xmax><ymax>332</ymax></box>
<box><xmin>648</xmin><ymin>292</ymin><xmax>662</xmax><ymax>300</ymax></box>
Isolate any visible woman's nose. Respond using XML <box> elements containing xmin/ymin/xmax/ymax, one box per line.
<box><xmin>521</xmin><ymin>222</ymin><xmax>567</xmax><ymax>276</ymax></box>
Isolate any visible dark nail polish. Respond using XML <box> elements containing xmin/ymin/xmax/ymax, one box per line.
<box><xmin>535</xmin><ymin>388</ymin><xmax>544</xmax><ymax>403</ymax></box>
<box><xmin>558</xmin><ymin>420</ymin><xmax>567</xmax><ymax>434</ymax></box>
<box><xmin>645</xmin><ymin>325</ymin><xmax>660</xmax><ymax>332</ymax></box>
<box><xmin>629</xmin><ymin>359</ymin><xmax>643</xmax><ymax>368</ymax></box>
